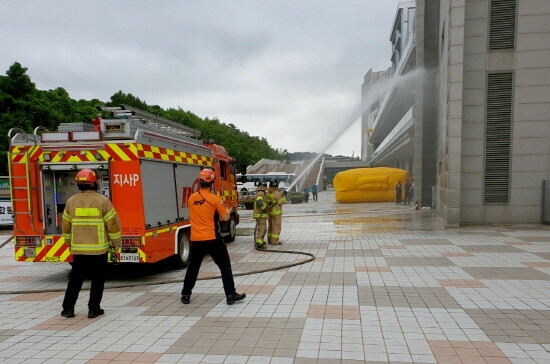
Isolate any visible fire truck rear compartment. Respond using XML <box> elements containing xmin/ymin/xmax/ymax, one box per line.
<box><xmin>41</xmin><ymin>166</ymin><xmax>110</xmax><ymax>235</ymax></box>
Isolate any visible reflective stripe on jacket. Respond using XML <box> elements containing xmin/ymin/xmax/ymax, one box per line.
<box><xmin>267</xmin><ymin>188</ymin><xmax>285</xmax><ymax>216</ymax></box>
<box><xmin>62</xmin><ymin>190</ymin><xmax>122</xmax><ymax>255</ymax></box>
<box><xmin>253</xmin><ymin>190</ymin><xmax>269</xmax><ymax>218</ymax></box>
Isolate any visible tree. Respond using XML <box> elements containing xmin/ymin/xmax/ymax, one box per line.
<box><xmin>109</xmin><ymin>91</ymin><xmax>148</xmax><ymax>110</ymax></box>
<box><xmin>0</xmin><ymin>63</ymin><xmax>288</xmax><ymax>175</ymax></box>
<box><xmin>0</xmin><ymin>63</ymin><xmax>101</xmax><ymax>175</ymax></box>
<box><xmin>2</xmin><ymin>62</ymin><xmax>35</xmax><ymax>99</ymax></box>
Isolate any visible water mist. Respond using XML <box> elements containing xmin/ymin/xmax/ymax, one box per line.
<box><xmin>287</xmin><ymin>68</ymin><xmax>425</xmax><ymax>192</ymax></box>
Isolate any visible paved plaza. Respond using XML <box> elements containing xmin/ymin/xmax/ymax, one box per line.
<box><xmin>1</xmin><ymin>189</ymin><xmax>550</xmax><ymax>363</ymax></box>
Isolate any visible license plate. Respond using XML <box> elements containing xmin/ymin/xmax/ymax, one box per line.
<box><xmin>120</xmin><ymin>253</ymin><xmax>140</xmax><ymax>263</ymax></box>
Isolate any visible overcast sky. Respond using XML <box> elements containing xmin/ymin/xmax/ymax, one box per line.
<box><xmin>1</xmin><ymin>0</ymin><xmax>400</xmax><ymax>156</ymax></box>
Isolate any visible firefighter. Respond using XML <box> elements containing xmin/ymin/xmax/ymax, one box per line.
<box><xmin>181</xmin><ymin>169</ymin><xmax>246</xmax><ymax>305</ymax></box>
<box><xmin>253</xmin><ymin>181</ymin><xmax>269</xmax><ymax>249</ymax></box>
<box><xmin>61</xmin><ymin>169</ymin><xmax>121</xmax><ymax>319</ymax></box>
<box><xmin>267</xmin><ymin>179</ymin><xmax>286</xmax><ymax>245</ymax></box>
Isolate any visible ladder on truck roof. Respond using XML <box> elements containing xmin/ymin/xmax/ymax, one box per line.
<box><xmin>98</xmin><ymin>104</ymin><xmax>202</xmax><ymax>139</ymax></box>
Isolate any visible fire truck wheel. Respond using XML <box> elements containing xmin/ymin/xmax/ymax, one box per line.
<box><xmin>173</xmin><ymin>231</ymin><xmax>191</xmax><ymax>268</ymax></box>
<box><xmin>223</xmin><ymin>216</ymin><xmax>237</xmax><ymax>243</ymax></box>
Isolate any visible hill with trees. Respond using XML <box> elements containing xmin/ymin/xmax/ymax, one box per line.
<box><xmin>0</xmin><ymin>62</ymin><xmax>287</xmax><ymax>175</ymax></box>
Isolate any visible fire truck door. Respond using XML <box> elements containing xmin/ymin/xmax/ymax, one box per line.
<box><xmin>41</xmin><ymin>167</ymin><xmax>109</xmax><ymax>234</ymax></box>
<box><xmin>140</xmin><ymin>160</ymin><xmax>179</xmax><ymax>227</ymax></box>
<box><xmin>174</xmin><ymin>163</ymin><xmax>201</xmax><ymax>220</ymax></box>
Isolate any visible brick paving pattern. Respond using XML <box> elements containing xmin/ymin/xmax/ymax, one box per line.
<box><xmin>0</xmin><ymin>189</ymin><xmax>549</xmax><ymax>363</ymax></box>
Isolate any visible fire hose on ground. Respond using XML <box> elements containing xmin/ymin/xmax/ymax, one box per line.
<box><xmin>0</xmin><ymin>223</ymin><xmax>315</xmax><ymax>295</ymax></box>
<box><xmin>0</xmin><ymin>206</ymin><xmax>426</xmax><ymax>295</ymax></box>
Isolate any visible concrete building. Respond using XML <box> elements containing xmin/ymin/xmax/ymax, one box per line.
<box><xmin>360</xmin><ymin>69</ymin><xmax>387</xmax><ymax>161</ymax></box>
<box><xmin>361</xmin><ymin>1</ymin><xmax>417</xmax><ymax>173</ymax></box>
<box><xmin>363</xmin><ymin>0</ymin><xmax>550</xmax><ymax>226</ymax></box>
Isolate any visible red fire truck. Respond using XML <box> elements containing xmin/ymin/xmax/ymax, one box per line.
<box><xmin>8</xmin><ymin>104</ymin><xmax>239</xmax><ymax>267</ymax></box>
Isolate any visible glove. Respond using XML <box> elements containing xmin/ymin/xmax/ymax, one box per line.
<box><xmin>282</xmin><ymin>191</ymin><xmax>288</xmax><ymax>196</ymax></box>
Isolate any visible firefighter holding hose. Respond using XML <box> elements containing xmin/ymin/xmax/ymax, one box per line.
<box><xmin>181</xmin><ymin>169</ymin><xmax>246</xmax><ymax>305</ymax></box>
<box><xmin>267</xmin><ymin>179</ymin><xmax>286</xmax><ymax>245</ymax></box>
<box><xmin>253</xmin><ymin>181</ymin><xmax>269</xmax><ymax>249</ymax></box>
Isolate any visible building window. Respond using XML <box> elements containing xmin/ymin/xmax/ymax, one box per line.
<box><xmin>484</xmin><ymin>72</ymin><xmax>513</xmax><ymax>204</ymax></box>
<box><xmin>489</xmin><ymin>0</ymin><xmax>517</xmax><ymax>50</ymax></box>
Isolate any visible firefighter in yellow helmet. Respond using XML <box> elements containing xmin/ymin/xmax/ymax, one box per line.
<box><xmin>267</xmin><ymin>179</ymin><xmax>286</xmax><ymax>245</ymax></box>
<box><xmin>253</xmin><ymin>181</ymin><xmax>269</xmax><ymax>249</ymax></box>
<box><xmin>61</xmin><ymin>169</ymin><xmax>121</xmax><ymax>319</ymax></box>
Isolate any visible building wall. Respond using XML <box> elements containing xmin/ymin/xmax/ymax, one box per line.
<box><xmin>459</xmin><ymin>0</ymin><xmax>550</xmax><ymax>224</ymax></box>
<box><xmin>435</xmin><ymin>0</ymin><xmax>466</xmax><ymax>227</ymax></box>
<box><xmin>413</xmin><ymin>0</ymin><xmax>426</xmax><ymax>206</ymax></box>
<box><xmin>460</xmin><ymin>0</ymin><xmax>490</xmax><ymax>223</ymax></box>
<box><xmin>413</xmin><ymin>0</ymin><xmax>439</xmax><ymax>209</ymax></box>
<box><xmin>370</xmin><ymin>1</ymin><xmax>416</xmax><ymax>146</ymax></box>
<box><xmin>369</xmin><ymin>2</ymin><xmax>417</xmax><ymax>177</ymax></box>
<box><xmin>361</xmin><ymin>69</ymin><xmax>387</xmax><ymax>161</ymax></box>
<box><xmin>510</xmin><ymin>0</ymin><xmax>550</xmax><ymax>222</ymax></box>
<box><xmin>364</xmin><ymin>0</ymin><xmax>550</xmax><ymax>224</ymax></box>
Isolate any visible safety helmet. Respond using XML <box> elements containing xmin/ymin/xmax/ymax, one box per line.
<box><xmin>257</xmin><ymin>181</ymin><xmax>267</xmax><ymax>191</ymax></box>
<box><xmin>75</xmin><ymin>169</ymin><xmax>98</xmax><ymax>185</ymax></box>
<box><xmin>199</xmin><ymin>169</ymin><xmax>216</xmax><ymax>183</ymax></box>
<box><xmin>269</xmin><ymin>179</ymin><xmax>279</xmax><ymax>188</ymax></box>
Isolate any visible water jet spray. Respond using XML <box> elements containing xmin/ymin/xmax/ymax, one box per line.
<box><xmin>287</xmin><ymin>69</ymin><xmax>425</xmax><ymax>192</ymax></box>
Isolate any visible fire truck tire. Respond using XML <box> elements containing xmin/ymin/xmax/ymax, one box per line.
<box><xmin>172</xmin><ymin>231</ymin><xmax>191</xmax><ymax>269</ymax></box>
<box><xmin>223</xmin><ymin>216</ymin><xmax>237</xmax><ymax>243</ymax></box>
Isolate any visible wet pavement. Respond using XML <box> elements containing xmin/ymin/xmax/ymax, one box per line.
<box><xmin>1</xmin><ymin>189</ymin><xmax>550</xmax><ymax>363</ymax></box>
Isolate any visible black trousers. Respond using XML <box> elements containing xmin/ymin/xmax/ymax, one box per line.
<box><xmin>182</xmin><ymin>238</ymin><xmax>236</xmax><ymax>296</ymax></box>
<box><xmin>396</xmin><ymin>193</ymin><xmax>402</xmax><ymax>204</ymax></box>
<box><xmin>63</xmin><ymin>253</ymin><xmax>108</xmax><ymax>311</ymax></box>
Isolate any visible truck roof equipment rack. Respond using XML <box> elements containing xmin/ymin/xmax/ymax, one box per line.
<box><xmin>98</xmin><ymin>104</ymin><xmax>202</xmax><ymax>138</ymax></box>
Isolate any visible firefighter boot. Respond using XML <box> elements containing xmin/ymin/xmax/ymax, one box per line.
<box><xmin>255</xmin><ymin>243</ymin><xmax>267</xmax><ymax>250</ymax></box>
<box><xmin>61</xmin><ymin>309</ymin><xmax>75</xmax><ymax>318</ymax></box>
<box><xmin>88</xmin><ymin>309</ymin><xmax>104</xmax><ymax>318</ymax></box>
<box><xmin>226</xmin><ymin>292</ymin><xmax>246</xmax><ymax>305</ymax></box>
<box><xmin>181</xmin><ymin>295</ymin><xmax>191</xmax><ymax>304</ymax></box>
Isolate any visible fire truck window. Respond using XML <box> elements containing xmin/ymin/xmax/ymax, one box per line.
<box><xmin>219</xmin><ymin>161</ymin><xmax>227</xmax><ymax>180</ymax></box>
<box><xmin>228</xmin><ymin>162</ymin><xmax>236</xmax><ymax>184</ymax></box>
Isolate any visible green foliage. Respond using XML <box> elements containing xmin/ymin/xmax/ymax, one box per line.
<box><xmin>0</xmin><ymin>63</ymin><xmax>100</xmax><ymax>175</ymax></box>
<box><xmin>3</xmin><ymin>62</ymin><xmax>35</xmax><ymax>99</ymax></box>
<box><xmin>109</xmin><ymin>91</ymin><xmax>148</xmax><ymax>110</ymax></box>
<box><xmin>0</xmin><ymin>63</ymin><xmax>286</xmax><ymax>175</ymax></box>
<box><xmin>105</xmin><ymin>91</ymin><xmax>286</xmax><ymax>168</ymax></box>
